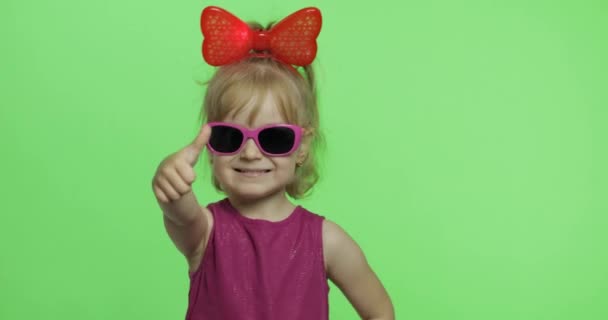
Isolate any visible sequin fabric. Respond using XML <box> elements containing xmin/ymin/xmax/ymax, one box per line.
<box><xmin>185</xmin><ymin>198</ymin><xmax>330</xmax><ymax>320</ymax></box>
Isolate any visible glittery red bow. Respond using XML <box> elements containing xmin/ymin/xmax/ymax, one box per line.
<box><xmin>200</xmin><ymin>6</ymin><xmax>322</xmax><ymax>67</ymax></box>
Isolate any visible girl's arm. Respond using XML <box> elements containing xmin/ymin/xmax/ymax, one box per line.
<box><xmin>152</xmin><ymin>125</ymin><xmax>212</xmax><ymax>263</ymax></box>
<box><xmin>160</xmin><ymin>191</ymin><xmax>210</xmax><ymax>261</ymax></box>
<box><xmin>323</xmin><ymin>220</ymin><xmax>395</xmax><ymax>320</ymax></box>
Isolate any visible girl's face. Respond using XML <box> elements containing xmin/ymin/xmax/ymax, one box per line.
<box><xmin>210</xmin><ymin>93</ymin><xmax>307</xmax><ymax>203</ymax></box>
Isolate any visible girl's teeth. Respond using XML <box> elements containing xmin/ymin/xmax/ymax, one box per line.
<box><xmin>238</xmin><ymin>169</ymin><xmax>270</xmax><ymax>176</ymax></box>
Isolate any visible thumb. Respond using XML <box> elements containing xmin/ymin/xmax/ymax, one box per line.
<box><xmin>185</xmin><ymin>124</ymin><xmax>211</xmax><ymax>165</ymax></box>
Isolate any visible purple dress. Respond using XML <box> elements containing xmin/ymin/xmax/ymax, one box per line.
<box><xmin>185</xmin><ymin>198</ymin><xmax>330</xmax><ymax>320</ymax></box>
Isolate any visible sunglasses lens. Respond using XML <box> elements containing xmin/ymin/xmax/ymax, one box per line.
<box><xmin>259</xmin><ymin>127</ymin><xmax>296</xmax><ymax>155</ymax></box>
<box><xmin>209</xmin><ymin>125</ymin><xmax>243</xmax><ymax>153</ymax></box>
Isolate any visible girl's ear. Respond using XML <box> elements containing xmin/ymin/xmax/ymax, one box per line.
<box><xmin>296</xmin><ymin>132</ymin><xmax>312</xmax><ymax>164</ymax></box>
<box><xmin>296</xmin><ymin>146</ymin><xmax>309</xmax><ymax>164</ymax></box>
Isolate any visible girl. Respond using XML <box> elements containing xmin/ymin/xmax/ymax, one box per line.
<box><xmin>152</xmin><ymin>6</ymin><xmax>394</xmax><ymax>320</ymax></box>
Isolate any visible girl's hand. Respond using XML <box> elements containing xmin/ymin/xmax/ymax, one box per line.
<box><xmin>152</xmin><ymin>124</ymin><xmax>211</xmax><ymax>203</ymax></box>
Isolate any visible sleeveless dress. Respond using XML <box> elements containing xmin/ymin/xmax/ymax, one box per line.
<box><xmin>185</xmin><ymin>198</ymin><xmax>330</xmax><ymax>320</ymax></box>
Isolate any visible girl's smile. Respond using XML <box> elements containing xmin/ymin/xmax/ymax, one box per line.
<box><xmin>234</xmin><ymin>168</ymin><xmax>273</xmax><ymax>177</ymax></box>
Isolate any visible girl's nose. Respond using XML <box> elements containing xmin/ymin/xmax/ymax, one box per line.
<box><xmin>240</xmin><ymin>138</ymin><xmax>263</xmax><ymax>159</ymax></box>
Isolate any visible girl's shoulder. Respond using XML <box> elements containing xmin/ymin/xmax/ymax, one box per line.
<box><xmin>321</xmin><ymin>218</ymin><xmax>365</xmax><ymax>280</ymax></box>
<box><xmin>321</xmin><ymin>218</ymin><xmax>345</xmax><ymax>274</ymax></box>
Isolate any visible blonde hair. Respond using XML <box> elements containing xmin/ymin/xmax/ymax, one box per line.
<box><xmin>198</xmin><ymin>55</ymin><xmax>324</xmax><ymax>199</ymax></box>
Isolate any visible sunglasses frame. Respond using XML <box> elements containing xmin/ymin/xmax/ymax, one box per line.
<box><xmin>206</xmin><ymin>122</ymin><xmax>304</xmax><ymax>157</ymax></box>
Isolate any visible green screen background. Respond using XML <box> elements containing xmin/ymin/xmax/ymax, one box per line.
<box><xmin>2</xmin><ymin>0</ymin><xmax>607</xmax><ymax>319</ymax></box>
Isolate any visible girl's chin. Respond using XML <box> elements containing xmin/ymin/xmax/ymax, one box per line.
<box><xmin>226</xmin><ymin>186</ymin><xmax>285</xmax><ymax>201</ymax></box>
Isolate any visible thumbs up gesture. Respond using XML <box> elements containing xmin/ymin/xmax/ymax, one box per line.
<box><xmin>152</xmin><ymin>124</ymin><xmax>211</xmax><ymax>203</ymax></box>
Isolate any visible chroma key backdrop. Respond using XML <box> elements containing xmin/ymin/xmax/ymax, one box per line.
<box><xmin>1</xmin><ymin>0</ymin><xmax>606</xmax><ymax>319</ymax></box>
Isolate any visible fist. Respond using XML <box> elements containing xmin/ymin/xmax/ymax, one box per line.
<box><xmin>152</xmin><ymin>124</ymin><xmax>211</xmax><ymax>203</ymax></box>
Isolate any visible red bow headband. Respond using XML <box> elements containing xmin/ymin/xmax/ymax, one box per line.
<box><xmin>200</xmin><ymin>6</ymin><xmax>322</xmax><ymax>67</ymax></box>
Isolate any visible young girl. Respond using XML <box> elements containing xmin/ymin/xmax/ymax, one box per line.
<box><xmin>152</xmin><ymin>6</ymin><xmax>394</xmax><ymax>320</ymax></box>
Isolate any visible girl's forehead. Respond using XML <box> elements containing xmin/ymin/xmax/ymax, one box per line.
<box><xmin>223</xmin><ymin>93</ymin><xmax>288</xmax><ymax>128</ymax></box>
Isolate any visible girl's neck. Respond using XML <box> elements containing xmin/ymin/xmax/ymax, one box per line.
<box><xmin>227</xmin><ymin>191</ymin><xmax>296</xmax><ymax>221</ymax></box>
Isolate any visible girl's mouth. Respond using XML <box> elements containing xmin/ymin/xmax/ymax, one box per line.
<box><xmin>235</xmin><ymin>168</ymin><xmax>272</xmax><ymax>176</ymax></box>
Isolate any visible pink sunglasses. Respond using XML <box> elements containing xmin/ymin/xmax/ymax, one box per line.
<box><xmin>206</xmin><ymin>122</ymin><xmax>304</xmax><ymax>156</ymax></box>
